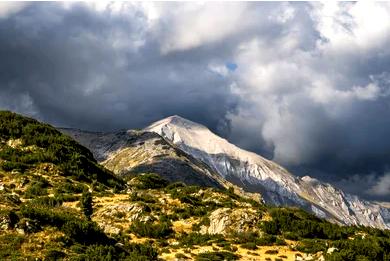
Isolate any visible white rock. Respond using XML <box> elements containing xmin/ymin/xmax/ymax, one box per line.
<box><xmin>146</xmin><ymin>115</ymin><xmax>390</xmax><ymax>229</ymax></box>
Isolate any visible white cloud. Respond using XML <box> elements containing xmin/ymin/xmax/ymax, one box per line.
<box><xmin>0</xmin><ymin>2</ymin><xmax>29</xmax><ymax>19</ymax></box>
<box><xmin>224</xmin><ymin>2</ymin><xmax>390</xmax><ymax>167</ymax></box>
<box><xmin>154</xmin><ymin>3</ymin><xmax>249</xmax><ymax>54</ymax></box>
<box><xmin>367</xmin><ymin>173</ymin><xmax>390</xmax><ymax>197</ymax></box>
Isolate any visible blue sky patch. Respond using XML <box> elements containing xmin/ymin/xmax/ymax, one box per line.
<box><xmin>226</xmin><ymin>62</ymin><xmax>238</xmax><ymax>71</ymax></box>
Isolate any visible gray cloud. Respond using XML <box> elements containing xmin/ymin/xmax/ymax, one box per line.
<box><xmin>0</xmin><ymin>2</ymin><xmax>390</xmax><ymax>200</ymax></box>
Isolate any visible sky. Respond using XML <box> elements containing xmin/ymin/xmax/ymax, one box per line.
<box><xmin>0</xmin><ymin>2</ymin><xmax>390</xmax><ymax>201</ymax></box>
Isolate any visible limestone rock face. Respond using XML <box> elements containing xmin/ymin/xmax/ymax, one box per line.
<box><xmin>60</xmin><ymin>129</ymin><xmax>224</xmax><ymax>189</ymax></box>
<box><xmin>147</xmin><ymin>115</ymin><xmax>390</xmax><ymax>229</ymax></box>
<box><xmin>92</xmin><ymin>202</ymin><xmax>152</xmax><ymax>235</ymax></box>
<box><xmin>61</xmin><ymin>128</ymin><xmax>262</xmax><ymax>203</ymax></box>
<box><xmin>201</xmin><ymin>207</ymin><xmax>260</xmax><ymax>235</ymax></box>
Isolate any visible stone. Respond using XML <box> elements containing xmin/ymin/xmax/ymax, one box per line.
<box><xmin>200</xmin><ymin>207</ymin><xmax>260</xmax><ymax>235</ymax></box>
<box><xmin>327</xmin><ymin>247</ymin><xmax>338</xmax><ymax>254</ymax></box>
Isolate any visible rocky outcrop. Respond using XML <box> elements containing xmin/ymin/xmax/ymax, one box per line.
<box><xmin>200</xmin><ymin>207</ymin><xmax>260</xmax><ymax>235</ymax></box>
<box><xmin>92</xmin><ymin>202</ymin><xmax>152</xmax><ymax>235</ymax></box>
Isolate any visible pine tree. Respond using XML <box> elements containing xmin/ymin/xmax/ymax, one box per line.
<box><xmin>80</xmin><ymin>191</ymin><xmax>93</xmax><ymax>220</ymax></box>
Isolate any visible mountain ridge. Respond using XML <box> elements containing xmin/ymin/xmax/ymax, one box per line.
<box><xmin>145</xmin><ymin>115</ymin><xmax>390</xmax><ymax>229</ymax></box>
<box><xmin>60</xmin><ymin>127</ymin><xmax>262</xmax><ymax>203</ymax></box>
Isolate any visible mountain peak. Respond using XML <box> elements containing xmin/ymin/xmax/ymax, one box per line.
<box><xmin>146</xmin><ymin>115</ymin><xmax>208</xmax><ymax>133</ymax></box>
<box><xmin>145</xmin><ymin>115</ymin><xmax>390</xmax><ymax>229</ymax></box>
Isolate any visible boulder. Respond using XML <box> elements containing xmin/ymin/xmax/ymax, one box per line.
<box><xmin>200</xmin><ymin>207</ymin><xmax>260</xmax><ymax>235</ymax></box>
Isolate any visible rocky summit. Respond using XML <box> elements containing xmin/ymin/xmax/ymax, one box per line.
<box><xmin>146</xmin><ymin>115</ymin><xmax>390</xmax><ymax>229</ymax></box>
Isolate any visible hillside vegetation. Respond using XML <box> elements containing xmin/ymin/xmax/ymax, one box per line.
<box><xmin>0</xmin><ymin>111</ymin><xmax>389</xmax><ymax>260</ymax></box>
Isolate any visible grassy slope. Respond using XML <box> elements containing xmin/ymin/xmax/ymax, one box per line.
<box><xmin>0</xmin><ymin>111</ymin><xmax>389</xmax><ymax>261</ymax></box>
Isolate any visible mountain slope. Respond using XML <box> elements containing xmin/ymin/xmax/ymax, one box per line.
<box><xmin>145</xmin><ymin>115</ymin><xmax>390</xmax><ymax>229</ymax></box>
<box><xmin>0</xmin><ymin>111</ymin><xmax>146</xmax><ymax>260</ymax></box>
<box><xmin>60</xmin><ymin>128</ymin><xmax>260</xmax><ymax>201</ymax></box>
<box><xmin>60</xmin><ymin>128</ymin><xmax>221</xmax><ymax>188</ymax></box>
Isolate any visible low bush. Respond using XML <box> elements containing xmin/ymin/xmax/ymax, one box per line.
<box><xmin>129</xmin><ymin>220</ymin><xmax>173</xmax><ymax>239</ymax></box>
<box><xmin>179</xmin><ymin>233</ymin><xmax>224</xmax><ymax>247</ymax></box>
<box><xmin>55</xmin><ymin>181</ymin><xmax>87</xmax><ymax>194</ymax></box>
<box><xmin>44</xmin><ymin>249</ymin><xmax>66</xmax><ymax>260</ymax></box>
<box><xmin>62</xmin><ymin>220</ymin><xmax>108</xmax><ymax>245</ymax></box>
<box><xmin>231</xmin><ymin>231</ymin><xmax>259</xmax><ymax>244</ymax></box>
<box><xmin>30</xmin><ymin>196</ymin><xmax>63</xmax><ymax>207</ymax></box>
<box><xmin>129</xmin><ymin>192</ymin><xmax>157</xmax><ymax>203</ymax></box>
<box><xmin>192</xmin><ymin>216</ymin><xmax>210</xmax><ymax>231</ymax></box>
<box><xmin>0</xmin><ymin>233</ymin><xmax>24</xmax><ymax>259</ymax></box>
<box><xmin>196</xmin><ymin>251</ymin><xmax>239</xmax><ymax>261</ymax></box>
<box><xmin>264</xmin><ymin>249</ymin><xmax>278</xmax><ymax>255</ymax></box>
<box><xmin>24</xmin><ymin>178</ymin><xmax>50</xmax><ymax>198</ymax></box>
<box><xmin>165</xmin><ymin>182</ymin><xmax>186</xmax><ymax>190</ymax></box>
<box><xmin>20</xmin><ymin>203</ymin><xmax>77</xmax><ymax>228</ymax></box>
<box><xmin>326</xmin><ymin>236</ymin><xmax>390</xmax><ymax>261</ymax></box>
<box><xmin>134</xmin><ymin>173</ymin><xmax>169</xmax><ymax>189</ymax></box>
<box><xmin>256</xmin><ymin>234</ymin><xmax>277</xmax><ymax>246</ymax></box>
<box><xmin>262</xmin><ymin>208</ymin><xmax>354</xmax><ymax>240</ymax></box>
<box><xmin>295</xmin><ymin>239</ymin><xmax>327</xmax><ymax>254</ymax></box>
<box><xmin>240</xmin><ymin>242</ymin><xmax>257</xmax><ymax>250</ymax></box>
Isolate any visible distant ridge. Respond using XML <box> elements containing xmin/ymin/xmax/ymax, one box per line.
<box><xmin>146</xmin><ymin>115</ymin><xmax>390</xmax><ymax>229</ymax></box>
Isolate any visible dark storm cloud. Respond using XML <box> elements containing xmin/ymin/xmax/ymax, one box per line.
<box><xmin>1</xmin><ymin>2</ymin><xmax>390</xmax><ymax>200</ymax></box>
<box><xmin>0</xmin><ymin>2</ymin><xmax>237</xmax><ymax>131</ymax></box>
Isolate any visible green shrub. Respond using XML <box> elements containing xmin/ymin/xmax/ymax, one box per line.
<box><xmin>19</xmin><ymin>202</ymin><xmax>108</xmax><ymax>245</ymax></box>
<box><xmin>24</xmin><ymin>180</ymin><xmax>49</xmax><ymax>198</ymax></box>
<box><xmin>30</xmin><ymin>196</ymin><xmax>63</xmax><ymax>207</ymax></box>
<box><xmin>223</xmin><ymin>244</ymin><xmax>238</xmax><ymax>252</ymax></box>
<box><xmin>179</xmin><ymin>233</ymin><xmax>224</xmax><ymax>247</ymax></box>
<box><xmin>126</xmin><ymin>243</ymin><xmax>159</xmax><ymax>261</ymax></box>
<box><xmin>165</xmin><ymin>182</ymin><xmax>186</xmax><ymax>190</ymax></box>
<box><xmin>62</xmin><ymin>220</ymin><xmax>109</xmax><ymax>245</ymax></box>
<box><xmin>56</xmin><ymin>181</ymin><xmax>87</xmax><ymax>194</ymax></box>
<box><xmin>54</xmin><ymin>193</ymin><xmax>80</xmax><ymax>202</ymax></box>
<box><xmin>20</xmin><ymin>203</ymin><xmax>77</xmax><ymax>227</ymax></box>
<box><xmin>192</xmin><ymin>216</ymin><xmax>210</xmax><ymax>231</ymax></box>
<box><xmin>45</xmin><ymin>249</ymin><xmax>66</xmax><ymax>260</ymax></box>
<box><xmin>261</xmin><ymin>221</ymin><xmax>280</xmax><ymax>235</ymax></box>
<box><xmin>129</xmin><ymin>220</ymin><xmax>173</xmax><ymax>239</ymax></box>
<box><xmin>240</xmin><ymin>242</ymin><xmax>257</xmax><ymax>250</ymax></box>
<box><xmin>256</xmin><ymin>234</ymin><xmax>277</xmax><ymax>246</ymax></box>
<box><xmin>295</xmin><ymin>239</ymin><xmax>327</xmax><ymax>254</ymax></box>
<box><xmin>80</xmin><ymin>191</ymin><xmax>93</xmax><ymax>220</ymax></box>
<box><xmin>264</xmin><ymin>249</ymin><xmax>278</xmax><ymax>255</ymax></box>
<box><xmin>196</xmin><ymin>251</ymin><xmax>239</xmax><ymax>261</ymax></box>
<box><xmin>264</xmin><ymin>208</ymin><xmax>353</xmax><ymax>240</ymax></box>
<box><xmin>0</xmin><ymin>233</ymin><xmax>24</xmax><ymax>259</ymax></box>
<box><xmin>275</xmin><ymin>237</ymin><xmax>287</xmax><ymax>246</ymax></box>
<box><xmin>129</xmin><ymin>192</ymin><xmax>157</xmax><ymax>203</ymax></box>
<box><xmin>175</xmin><ymin>253</ymin><xmax>188</xmax><ymax>259</ymax></box>
<box><xmin>326</xmin><ymin>236</ymin><xmax>390</xmax><ymax>261</ymax></box>
<box><xmin>231</xmin><ymin>231</ymin><xmax>259</xmax><ymax>244</ymax></box>
<box><xmin>134</xmin><ymin>173</ymin><xmax>169</xmax><ymax>189</ymax></box>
